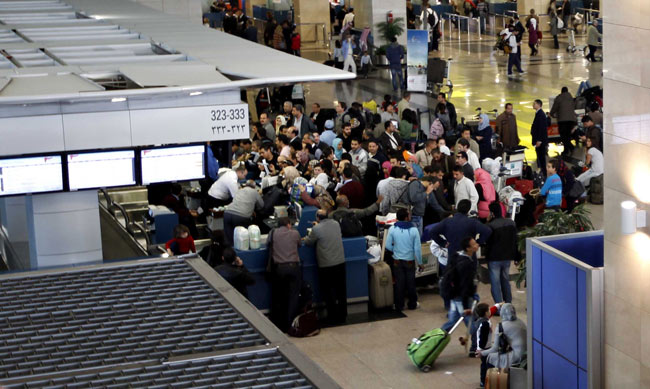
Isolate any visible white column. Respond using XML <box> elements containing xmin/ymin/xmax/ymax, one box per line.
<box><xmin>25</xmin><ymin>191</ymin><xmax>103</xmax><ymax>269</ymax></box>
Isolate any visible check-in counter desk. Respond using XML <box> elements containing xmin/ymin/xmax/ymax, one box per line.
<box><xmin>236</xmin><ymin>236</ymin><xmax>371</xmax><ymax>313</ymax></box>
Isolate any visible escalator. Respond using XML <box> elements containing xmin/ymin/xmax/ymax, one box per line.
<box><xmin>99</xmin><ymin>186</ymin><xmax>213</xmax><ymax>260</ymax></box>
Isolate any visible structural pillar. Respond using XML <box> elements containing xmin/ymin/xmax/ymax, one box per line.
<box><xmin>293</xmin><ymin>0</ymin><xmax>331</xmax><ymax>50</ymax></box>
<box><xmin>25</xmin><ymin>191</ymin><xmax>102</xmax><ymax>269</ymax></box>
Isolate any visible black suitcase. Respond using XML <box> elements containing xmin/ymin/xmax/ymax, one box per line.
<box><xmin>427</xmin><ymin>58</ymin><xmax>447</xmax><ymax>84</ymax></box>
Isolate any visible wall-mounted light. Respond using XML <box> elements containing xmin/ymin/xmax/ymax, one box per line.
<box><xmin>111</xmin><ymin>97</ymin><xmax>126</xmax><ymax>103</ymax></box>
<box><xmin>621</xmin><ymin>201</ymin><xmax>647</xmax><ymax>235</ymax></box>
<box><xmin>189</xmin><ymin>91</ymin><xmax>203</xmax><ymax>96</ymax></box>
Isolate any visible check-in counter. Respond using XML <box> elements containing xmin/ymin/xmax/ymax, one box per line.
<box><xmin>236</xmin><ymin>236</ymin><xmax>371</xmax><ymax>313</ymax></box>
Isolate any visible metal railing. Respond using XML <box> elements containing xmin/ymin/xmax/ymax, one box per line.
<box><xmin>295</xmin><ymin>22</ymin><xmax>329</xmax><ymax>48</ymax></box>
<box><xmin>576</xmin><ymin>7</ymin><xmax>600</xmax><ymax>33</ymax></box>
<box><xmin>443</xmin><ymin>13</ymin><xmax>482</xmax><ymax>41</ymax></box>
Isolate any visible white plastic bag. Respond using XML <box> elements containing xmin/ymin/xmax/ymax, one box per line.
<box><xmin>367</xmin><ymin>244</ymin><xmax>381</xmax><ymax>264</ymax></box>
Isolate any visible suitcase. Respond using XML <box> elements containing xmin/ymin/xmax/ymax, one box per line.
<box><xmin>485</xmin><ymin>367</ymin><xmax>509</xmax><ymax>389</ymax></box>
<box><xmin>406</xmin><ymin>316</ymin><xmax>465</xmax><ymax>372</ymax></box>
<box><xmin>368</xmin><ymin>261</ymin><xmax>394</xmax><ymax>309</ymax></box>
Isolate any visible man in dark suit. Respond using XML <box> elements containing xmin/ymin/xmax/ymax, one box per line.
<box><xmin>292</xmin><ymin>104</ymin><xmax>316</xmax><ymax>138</ymax></box>
<box><xmin>379</xmin><ymin>120</ymin><xmax>403</xmax><ymax>156</ymax></box>
<box><xmin>531</xmin><ymin>99</ymin><xmax>549</xmax><ymax>177</ymax></box>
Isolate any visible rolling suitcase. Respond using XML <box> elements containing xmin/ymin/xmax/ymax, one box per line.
<box><xmin>368</xmin><ymin>261</ymin><xmax>394</xmax><ymax>309</ymax></box>
<box><xmin>485</xmin><ymin>367</ymin><xmax>509</xmax><ymax>389</ymax></box>
<box><xmin>406</xmin><ymin>316</ymin><xmax>465</xmax><ymax>372</ymax></box>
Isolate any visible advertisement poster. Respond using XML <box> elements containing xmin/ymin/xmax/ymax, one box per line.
<box><xmin>406</xmin><ymin>29</ymin><xmax>428</xmax><ymax>92</ymax></box>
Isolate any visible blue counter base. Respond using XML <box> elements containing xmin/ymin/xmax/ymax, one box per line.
<box><xmin>236</xmin><ymin>237</ymin><xmax>371</xmax><ymax>313</ymax></box>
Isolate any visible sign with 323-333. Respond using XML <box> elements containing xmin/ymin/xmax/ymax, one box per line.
<box><xmin>209</xmin><ymin>104</ymin><xmax>249</xmax><ymax>137</ymax></box>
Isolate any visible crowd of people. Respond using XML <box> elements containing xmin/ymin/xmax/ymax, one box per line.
<box><xmin>156</xmin><ymin>78</ymin><xmax>604</xmax><ymax>385</ymax></box>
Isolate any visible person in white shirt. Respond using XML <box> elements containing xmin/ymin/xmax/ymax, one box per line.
<box><xmin>458</xmin><ymin>138</ymin><xmax>480</xmax><ymax>170</ymax></box>
<box><xmin>276</xmin><ymin>134</ymin><xmax>291</xmax><ymax>158</ymax></box>
<box><xmin>577</xmin><ymin>136</ymin><xmax>604</xmax><ymax>187</ymax></box>
<box><xmin>360</xmin><ymin>51</ymin><xmax>372</xmax><ymax>78</ymax></box>
<box><xmin>342</xmin><ymin>8</ymin><xmax>355</xmax><ymax>32</ymax></box>
<box><xmin>342</xmin><ymin>34</ymin><xmax>356</xmax><ymax>73</ymax></box>
<box><xmin>349</xmin><ymin>138</ymin><xmax>368</xmax><ymax>177</ymax></box>
<box><xmin>208</xmin><ymin>164</ymin><xmax>247</xmax><ymax>205</ymax></box>
<box><xmin>503</xmin><ymin>28</ymin><xmax>524</xmax><ymax>77</ymax></box>
<box><xmin>453</xmin><ymin>165</ymin><xmax>479</xmax><ymax>213</ymax></box>
<box><xmin>309</xmin><ymin>163</ymin><xmax>330</xmax><ymax>188</ymax></box>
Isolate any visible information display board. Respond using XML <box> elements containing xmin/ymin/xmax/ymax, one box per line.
<box><xmin>67</xmin><ymin>150</ymin><xmax>136</xmax><ymax>191</ymax></box>
<box><xmin>0</xmin><ymin>155</ymin><xmax>63</xmax><ymax>196</ymax></box>
<box><xmin>140</xmin><ymin>145</ymin><xmax>205</xmax><ymax>185</ymax></box>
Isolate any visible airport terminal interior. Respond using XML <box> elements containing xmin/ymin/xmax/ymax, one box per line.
<box><xmin>0</xmin><ymin>0</ymin><xmax>648</xmax><ymax>388</ymax></box>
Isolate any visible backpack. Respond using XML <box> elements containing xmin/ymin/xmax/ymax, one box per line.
<box><xmin>588</xmin><ymin>175</ymin><xmax>603</xmax><ymax>204</ymax></box>
<box><xmin>336</xmin><ymin>210</ymin><xmax>364</xmax><ymax>237</ymax></box>
<box><xmin>438</xmin><ymin>254</ymin><xmax>463</xmax><ymax>300</ymax></box>
<box><xmin>430</xmin><ymin>118</ymin><xmax>445</xmax><ymax>140</ymax></box>
<box><xmin>288</xmin><ymin>282</ymin><xmax>320</xmax><ymax>337</ymax></box>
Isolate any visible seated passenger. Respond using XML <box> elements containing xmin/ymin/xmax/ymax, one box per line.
<box><xmin>480</xmin><ymin>303</ymin><xmax>527</xmax><ymax>372</ymax></box>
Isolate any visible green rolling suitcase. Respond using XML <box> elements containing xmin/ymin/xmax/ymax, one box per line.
<box><xmin>406</xmin><ymin>316</ymin><xmax>465</xmax><ymax>372</ymax></box>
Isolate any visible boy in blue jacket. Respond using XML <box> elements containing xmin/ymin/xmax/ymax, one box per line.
<box><xmin>540</xmin><ymin>158</ymin><xmax>562</xmax><ymax>210</ymax></box>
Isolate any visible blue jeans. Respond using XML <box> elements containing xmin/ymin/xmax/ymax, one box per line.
<box><xmin>507</xmin><ymin>52</ymin><xmax>523</xmax><ymax>75</ymax></box>
<box><xmin>411</xmin><ymin>215</ymin><xmax>423</xmax><ymax>238</ymax></box>
<box><xmin>441</xmin><ymin>298</ymin><xmax>471</xmax><ymax>332</ymax></box>
<box><xmin>488</xmin><ymin>260</ymin><xmax>512</xmax><ymax>303</ymax></box>
<box><xmin>390</xmin><ymin>66</ymin><xmax>404</xmax><ymax>92</ymax></box>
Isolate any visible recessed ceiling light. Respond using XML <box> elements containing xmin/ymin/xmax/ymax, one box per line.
<box><xmin>189</xmin><ymin>91</ymin><xmax>203</xmax><ymax>96</ymax></box>
<box><xmin>111</xmin><ymin>97</ymin><xmax>126</xmax><ymax>102</ymax></box>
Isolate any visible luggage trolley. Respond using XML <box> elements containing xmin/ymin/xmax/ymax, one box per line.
<box><xmin>426</xmin><ymin>57</ymin><xmax>453</xmax><ymax>96</ymax></box>
<box><xmin>566</xmin><ymin>13</ymin><xmax>586</xmax><ymax>54</ymax></box>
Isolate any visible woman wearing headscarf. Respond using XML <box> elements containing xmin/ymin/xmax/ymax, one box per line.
<box><xmin>474</xmin><ymin>168</ymin><xmax>496</xmax><ymax>220</ymax></box>
<box><xmin>382</xmin><ymin>161</ymin><xmax>392</xmax><ymax>178</ymax></box>
<box><xmin>275</xmin><ymin>114</ymin><xmax>287</xmax><ymax>136</ymax></box>
<box><xmin>480</xmin><ymin>303</ymin><xmax>527</xmax><ymax>369</ymax></box>
<box><xmin>475</xmin><ymin>113</ymin><xmax>494</xmax><ymax>162</ymax></box>
<box><xmin>332</xmin><ymin>138</ymin><xmax>346</xmax><ymax>161</ymax></box>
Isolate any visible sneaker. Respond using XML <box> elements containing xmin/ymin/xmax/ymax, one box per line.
<box><xmin>409</xmin><ymin>302</ymin><xmax>421</xmax><ymax>310</ymax></box>
<box><xmin>468</xmin><ymin>351</ymin><xmax>477</xmax><ymax>358</ymax></box>
<box><xmin>519</xmin><ymin>71</ymin><xmax>526</xmax><ymax>74</ymax></box>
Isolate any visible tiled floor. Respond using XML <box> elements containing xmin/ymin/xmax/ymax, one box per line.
<box><xmin>292</xmin><ymin>29</ymin><xmax>603</xmax><ymax>389</ymax></box>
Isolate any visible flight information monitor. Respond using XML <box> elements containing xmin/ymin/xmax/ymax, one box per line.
<box><xmin>140</xmin><ymin>145</ymin><xmax>205</xmax><ymax>185</ymax></box>
<box><xmin>0</xmin><ymin>155</ymin><xmax>63</xmax><ymax>196</ymax></box>
<box><xmin>67</xmin><ymin>150</ymin><xmax>136</xmax><ymax>190</ymax></box>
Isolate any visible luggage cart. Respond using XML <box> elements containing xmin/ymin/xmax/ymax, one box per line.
<box><xmin>566</xmin><ymin>13</ymin><xmax>585</xmax><ymax>54</ymax></box>
<box><xmin>426</xmin><ymin>57</ymin><xmax>453</xmax><ymax>96</ymax></box>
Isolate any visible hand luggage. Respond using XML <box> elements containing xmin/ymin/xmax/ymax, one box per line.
<box><xmin>406</xmin><ymin>316</ymin><xmax>465</xmax><ymax>372</ymax></box>
<box><xmin>288</xmin><ymin>310</ymin><xmax>320</xmax><ymax>337</ymax></box>
<box><xmin>485</xmin><ymin>367</ymin><xmax>509</xmax><ymax>389</ymax></box>
<box><xmin>368</xmin><ymin>261</ymin><xmax>394</xmax><ymax>309</ymax></box>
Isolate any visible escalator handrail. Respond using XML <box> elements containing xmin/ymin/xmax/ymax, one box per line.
<box><xmin>110</xmin><ymin>202</ymin><xmax>131</xmax><ymax>229</ymax></box>
<box><xmin>129</xmin><ymin>221</ymin><xmax>151</xmax><ymax>249</ymax></box>
<box><xmin>99</xmin><ymin>188</ymin><xmax>113</xmax><ymax>208</ymax></box>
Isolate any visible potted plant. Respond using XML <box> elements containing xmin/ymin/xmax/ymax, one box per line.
<box><xmin>375</xmin><ymin>17</ymin><xmax>406</xmax><ymax>66</ymax></box>
<box><xmin>515</xmin><ymin>203</ymin><xmax>595</xmax><ymax>288</ymax></box>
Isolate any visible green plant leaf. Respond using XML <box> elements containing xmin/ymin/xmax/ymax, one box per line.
<box><xmin>515</xmin><ymin>204</ymin><xmax>594</xmax><ymax>289</ymax></box>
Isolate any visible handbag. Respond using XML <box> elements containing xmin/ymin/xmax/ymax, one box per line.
<box><xmin>568</xmin><ymin>180</ymin><xmax>586</xmax><ymax>198</ymax></box>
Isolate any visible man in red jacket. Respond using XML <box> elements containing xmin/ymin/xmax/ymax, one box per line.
<box><xmin>337</xmin><ymin>166</ymin><xmax>364</xmax><ymax>209</ymax></box>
